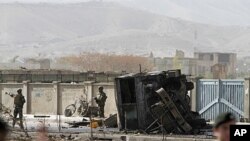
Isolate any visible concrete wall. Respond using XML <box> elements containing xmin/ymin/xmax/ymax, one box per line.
<box><xmin>0</xmin><ymin>70</ymin><xmax>121</xmax><ymax>83</ymax></box>
<box><xmin>0</xmin><ymin>81</ymin><xmax>116</xmax><ymax>117</ymax></box>
<box><xmin>29</xmin><ymin>83</ymin><xmax>57</xmax><ymax>114</ymax></box>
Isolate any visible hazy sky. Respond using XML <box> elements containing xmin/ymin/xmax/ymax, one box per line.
<box><xmin>0</xmin><ymin>0</ymin><xmax>113</xmax><ymax>3</ymax></box>
<box><xmin>1</xmin><ymin>0</ymin><xmax>250</xmax><ymax>26</ymax></box>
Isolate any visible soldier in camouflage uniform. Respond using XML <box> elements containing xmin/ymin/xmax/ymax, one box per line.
<box><xmin>94</xmin><ymin>86</ymin><xmax>107</xmax><ymax>118</ymax></box>
<box><xmin>12</xmin><ymin>89</ymin><xmax>26</xmax><ymax>129</ymax></box>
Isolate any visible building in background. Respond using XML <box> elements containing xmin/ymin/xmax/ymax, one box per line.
<box><xmin>194</xmin><ymin>52</ymin><xmax>236</xmax><ymax>78</ymax></box>
<box><xmin>211</xmin><ymin>64</ymin><xmax>227</xmax><ymax>79</ymax></box>
<box><xmin>26</xmin><ymin>59</ymin><xmax>51</xmax><ymax>70</ymax></box>
<box><xmin>149</xmin><ymin>51</ymin><xmax>237</xmax><ymax>78</ymax></box>
<box><xmin>149</xmin><ymin>50</ymin><xmax>197</xmax><ymax>75</ymax></box>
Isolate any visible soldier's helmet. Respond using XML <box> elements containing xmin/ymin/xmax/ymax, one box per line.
<box><xmin>17</xmin><ymin>89</ymin><xmax>22</xmax><ymax>93</ymax></box>
<box><xmin>98</xmin><ymin>86</ymin><xmax>104</xmax><ymax>90</ymax></box>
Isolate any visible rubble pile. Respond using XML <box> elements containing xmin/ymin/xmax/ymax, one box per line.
<box><xmin>115</xmin><ymin>70</ymin><xmax>208</xmax><ymax>134</ymax></box>
<box><xmin>0</xmin><ymin>103</ymin><xmax>12</xmax><ymax>121</ymax></box>
<box><xmin>0</xmin><ymin>103</ymin><xmax>30</xmax><ymax>137</ymax></box>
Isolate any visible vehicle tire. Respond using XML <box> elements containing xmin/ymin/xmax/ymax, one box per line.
<box><xmin>64</xmin><ymin>104</ymin><xmax>76</xmax><ymax>117</ymax></box>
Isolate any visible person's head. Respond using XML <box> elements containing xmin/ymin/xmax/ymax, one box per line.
<box><xmin>0</xmin><ymin>117</ymin><xmax>9</xmax><ymax>141</ymax></box>
<box><xmin>17</xmin><ymin>89</ymin><xmax>22</xmax><ymax>94</ymax></box>
<box><xmin>213</xmin><ymin>112</ymin><xmax>236</xmax><ymax>141</ymax></box>
<box><xmin>98</xmin><ymin>86</ymin><xmax>104</xmax><ymax>93</ymax></box>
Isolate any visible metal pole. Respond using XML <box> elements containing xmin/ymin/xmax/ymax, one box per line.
<box><xmin>59</xmin><ymin>114</ymin><xmax>61</xmax><ymax>132</ymax></box>
<box><xmin>89</xmin><ymin>97</ymin><xmax>95</xmax><ymax>140</ymax></box>
<box><xmin>125</xmin><ymin>111</ymin><xmax>127</xmax><ymax>133</ymax></box>
<box><xmin>90</xmin><ymin>107</ymin><xmax>93</xmax><ymax>140</ymax></box>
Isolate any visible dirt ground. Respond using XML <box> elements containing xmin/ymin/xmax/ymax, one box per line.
<box><xmin>7</xmin><ymin>131</ymin><xmax>215</xmax><ymax>141</ymax></box>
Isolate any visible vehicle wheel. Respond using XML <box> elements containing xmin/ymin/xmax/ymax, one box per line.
<box><xmin>64</xmin><ymin>104</ymin><xmax>76</xmax><ymax>117</ymax></box>
<box><xmin>77</xmin><ymin>101</ymin><xmax>89</xmax><ymax>117</ymax></box>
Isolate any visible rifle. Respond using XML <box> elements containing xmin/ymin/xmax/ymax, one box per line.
<box><xmin>5</xmin><ymin>92</ymin><xmax>15</xmax><ymax>98</ymax></box>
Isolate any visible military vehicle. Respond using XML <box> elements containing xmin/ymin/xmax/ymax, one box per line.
<box><xmin>115</xmin><ymin>70</ymin><xmax>208</xmax><ymax>134</ymax></box>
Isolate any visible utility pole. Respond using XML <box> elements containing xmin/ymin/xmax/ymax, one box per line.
<box><xmin>139</xmin><ymin>64</ymin><xmax>142</xmax><ymax>73</ymax></box>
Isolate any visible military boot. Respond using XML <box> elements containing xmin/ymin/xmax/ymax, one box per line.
<box><xmin>12</xmin><ymin>119</ymin><xmax>16</xmax><ymax>128</ymax></box>
<box><xmin>20</xmin><ymin>120</ymin><xmax>24</xmax><ymax>129</ymax></box>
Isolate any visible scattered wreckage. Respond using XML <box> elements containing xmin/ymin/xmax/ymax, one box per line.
<box><xmin>64</xmin><ymin>99</ymin><xmax>98</xmax><ymax>117</ymax></box>
<box><xmin>63</xmin><ymin>95</ymin><xmax>117</xmax><ymax>128</ymax></box>
<box><xmin>64</xmin><ymin>94</ymin><xmax>99</xmax><ymax>118</ymax></box>
<box><xmin>115</xmin><ymin>70</ymin><xmax>209</xmax><ymax>134</ymax></box>
<box><xmin>1</xmin><ymin>69</ymin><xmax>210</xmax><ymax>139</ymax></box>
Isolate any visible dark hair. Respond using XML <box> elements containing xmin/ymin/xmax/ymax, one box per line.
<box><xmin>0</xmin><ymin>117</ymin><xmax>9</xmax><ymax>134</ymax></box>
<box><xmin>214</xmin><ymin>112</ymin><xmax>236</xmax><ymax>129</ymax></box>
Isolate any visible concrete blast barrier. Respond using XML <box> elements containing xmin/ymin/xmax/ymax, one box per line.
<box><xmin>0</xmin><ymin>81</ymin><xmax>116</xmax><ymax>117</ymax></box>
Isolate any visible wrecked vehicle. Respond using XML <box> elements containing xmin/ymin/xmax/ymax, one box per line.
<box><xmin>64</xmin><ymin>98</ymin><xmax>89</xmax><ymax>117</ymax></box>
<box><xmin>115</xmin><ymin>70</ymin><xmax>207</xmax><ymax>134</ymax></box>
<box><xmin>64</xmin><ymin>96</ymin><xmax>98</xmax><ymax>117</ymax></box>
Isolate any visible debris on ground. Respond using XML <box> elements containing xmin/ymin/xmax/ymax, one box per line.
<box><xmin>104</xmin><ymin>114</ymin><xmax>118</xmax><ymax>128</ymax></box>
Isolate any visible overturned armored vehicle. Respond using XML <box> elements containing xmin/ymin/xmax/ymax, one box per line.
<box><xmin>115</xmin><ymin>70</ymin><xmax>207</xmax><ymax>134</ymax></box>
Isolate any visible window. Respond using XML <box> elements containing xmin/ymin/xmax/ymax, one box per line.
<box><xmin>218</xmin><ymin>54</ymin><xmax>230</xmax><ymax>63</ymax></box>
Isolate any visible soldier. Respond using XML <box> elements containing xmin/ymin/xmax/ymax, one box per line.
<box><xmin>94</xmin><ymin>86</ymin><xmax>107</xmax><ymax>118</ymax></box>
<box><xmin>12</xmin><ymin>89</ymin><xmax>26</xmax><ymax>129</ymax></box>
<box><xmin>213</xmin><ymin>112</ymin><xmax>236</xmax><ymax>141</ymax></box>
